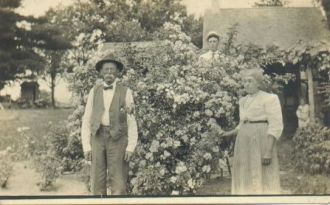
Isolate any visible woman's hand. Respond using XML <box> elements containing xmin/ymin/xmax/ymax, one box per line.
<box><xmin>262</xmin><ymin>153</ymin><xmax>272</xmax><ymax>166</ymax></box>
<box><xmin>209</xmin><ymin>119</ymin><xmax>224</xmax><ymax>136</ymax></box>
<box><xmin>220</xmin><ymin>129</ymin><xmax>238</xmax><ymax>140</ymax></box>
<box><xmin>210</xmin><ymin>124</ymin><xmax>224</xmax><ymax>135</ymax></box>
<box><xmin>262</xmin><ymin>134</ymin><xmax>276</xmax><ymax>166</ymax></box>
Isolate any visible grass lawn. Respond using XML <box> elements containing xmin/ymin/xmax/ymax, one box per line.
<box><xmin>0</xmin><ymin>108</ymin><xmax>73</xmax><ymax>150</ymax></box>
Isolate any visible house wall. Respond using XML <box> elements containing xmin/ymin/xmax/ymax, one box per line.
<box><xmin>203</xmin><ymin>7</ymin><xmax>330</xmax><ymax>49</ymax></box>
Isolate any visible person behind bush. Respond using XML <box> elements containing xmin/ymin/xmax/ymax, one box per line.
<box><xmin>81</xmin><ymin>53</ymin><xmax>138</xmax><ymax>195</ymax></box>
<box><xmin>216</xmin><ymin>68</ymin><xmax>284</xmax><ymax>194</ymax></box>
<box><xmin>198</xmin><ymin>31</ymin><xmax>221</xmax><ymax>67</ymax></box>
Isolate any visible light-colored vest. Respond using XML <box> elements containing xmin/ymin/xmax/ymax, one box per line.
<box><xmin>89</xmin><ymin>83</ymin><xmax>128</xmax><ymax>140</ymax></box>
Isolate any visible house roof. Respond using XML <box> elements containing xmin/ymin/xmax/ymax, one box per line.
<box><xmin>20</xmin><ymin>81</ymin><xmax>39</xmax><ymax>88</ymax></box>
<box><xmin>101</xmin><ymin>41</ymin><xmax>161</xmax><ymax>52</ymax></box>
<box><xmin>101</xmin><ymin>41</ymin><xmax>199</xmax><ymax>53</ymax></box>
<box><xmin>203</xmin><ymin>7</ymin><xmax>330</xmax><ymax>49</ymax></box>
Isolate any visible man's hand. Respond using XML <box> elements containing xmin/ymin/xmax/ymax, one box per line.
<box><xmin>124</xmin><ymin>151</ymin><xmax>133</xmax><ymax>162</ymax></box>
<box><xmin>84</xmin><ymin>151</ymin><xmax>92</xmax><ymax>161</ymax></box>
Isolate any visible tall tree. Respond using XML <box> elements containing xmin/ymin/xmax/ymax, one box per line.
<box><xmin>0</xmin><ymin>0</ymin><xmax>45</xmax><ymax>89</ymax></box>
<box><xmin>315</xmin><ymin>0</ymin><xmax>330</xmax><ymax>28</ymax></box>
<box><xmin>48</xmin><ymin>0</ymin><xmax>203</xmax><ymax>47</ymax></box>
<box><xmin>30</xmin><ymin>21</ymin><xmax>72</xmax><ymax>107</ymax></box>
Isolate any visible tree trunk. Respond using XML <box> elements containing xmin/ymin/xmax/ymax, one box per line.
<box><xmin>50</xmin><ymin>55</ymin><xmax>57</xmax><ymax>108</ymax></box>
<box><xmin>306</xmin><ymin>67</ymin><xmax>315</xmax><ymax>122</ymax></box>
<box><xmin>49</xmin><ymin>52</ymin><xmax>63</xmax><ymax>108</ymax></box>
<box><xmin>51</xmin><ymin>72</ymin><xmax>56</xmax><ymax>108</ymax></box>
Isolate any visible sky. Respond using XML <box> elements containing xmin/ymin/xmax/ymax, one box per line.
<box><xmin>17</xmin><ymin>0</ymin><xmax>314</xmax><ymax>17</ymax></box>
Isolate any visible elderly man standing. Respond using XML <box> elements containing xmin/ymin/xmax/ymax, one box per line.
<box><xmin>81</xmin><ymin>54</ymin><xmax>138</xmax><ymax>195</ymax></box>
<box><xmin>199</xmin><ymin>31</ymin><xmax>221</xmax><ymax>67</ymax></box>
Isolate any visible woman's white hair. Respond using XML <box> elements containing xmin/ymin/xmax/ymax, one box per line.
<box><xmin>241</xmin><ymin>68</ymin><xmax>265</xmax><ymax>87</ymax></box>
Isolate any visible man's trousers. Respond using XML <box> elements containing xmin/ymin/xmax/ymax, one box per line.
<box><xmin>91</xmin><ymin>125</ymin><xmax>128</xmax><ymax>195</ymax></box>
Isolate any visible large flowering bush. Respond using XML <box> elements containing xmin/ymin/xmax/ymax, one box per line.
<box><xmin>115</xmin><ymin>23</ymin><xmax>254</xmax><ymax>194</ymax></box>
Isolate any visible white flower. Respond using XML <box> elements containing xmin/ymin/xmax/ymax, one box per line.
<box><xmin>173</xmin><ymin>140</ymin><xmax>181</xmax><ymax>148</ymax></box>
<box><xmin>160</xmin><ymin>142</ymin><xmax>168</xmax><ymax>148</ymax></box>
<box><xmin>145</xmin><ymin>152</ymin><xmax>153</xmax><ymax>160</ymax></box>
<box><xmin>188</xmin><ymin>179</ymin><xmax>195</xmax><ymax>189</ymax></box>
<box><xmin>212</xmin><ymin>146</ymin><xmax>220</xmax><ymax>153</ymax></box>
<box><xmin>137</xmin><ymin>82</ymin><xmax>147</xmax><ymax>90</ymax></box>
<box><xmin>139</xmin><ymin>160</ymin><xmax>146</xmax><ymax>167</ymax></box>
<box><xmin>131</xmin><ymin>177</ymin><xmax>138</xmax><ymax>185</ymax></box>
<box><xmin>149</xmin><ymin>140</ymin><xmax>160</xmax><ymax>153</ymax></box>
<box><xmin>202</xmin><ymin>165</ymin><xmax>211</xmax><ymax>173</ymax></box>
<box><xmin>190</xmin><ymin>137</ymin><xmax>196</xmax><ymax>145</ymax></box>
<box><xmin>181</xmin><ymin>135</ymin><xmax>188</xmax><ymax>143</ymax></box>
<box><xmin>175</xmin><ymin>162</ymin><xmax>187</xmax><ymax>174</ymax></box>
<box><xmin>171</xmin><ymin>190</ymin><xmax>180</xmax><ymax>195</ymax></box>
<box><xmin>205</xmin><ymin>109</ymin><xmax>213</xmax><ymax>117</ymax></box>
<box><xmin>203</xmin><ymin>153</ymin><xmax>212</xmax><ymax>160</ymax></box>
<box><xmin>156</xmin><ymin>132</ymin><xmax>163</xmax><ymax>139</ymax></box>
<box><xmin>193</xmin><ymin>111</ymin><xmax>200</xmax><ymax>118</ymax></box>
<box><xmin>160</xmin><ymin>168</ymin><xmax>166</xmax><ymax>176</ymax></box>
<box><xmin>170</xmin><ymin>176</ymin><xmax>177</xmax><ymax>183</ymax></box>
<box><xmin>164</xmin><ymin>150</ymin><xmax>171</xmax><ymax>158</ymax></box>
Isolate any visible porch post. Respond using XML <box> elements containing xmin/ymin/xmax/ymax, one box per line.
<box><xmin>306</xmin><ymin>67</ymin><xmax>315</xmax><ymax>122</ymax></box>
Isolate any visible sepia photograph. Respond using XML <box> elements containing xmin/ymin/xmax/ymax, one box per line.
<box><xmin>0</xmin><ymin>0</ymin><xmax>330</xmax><ymax>204</ymax></box>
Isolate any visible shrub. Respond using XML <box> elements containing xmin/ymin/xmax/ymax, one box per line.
<box><xmin>293</xmin><ymin>123</ymin><xmax>330</xmax><ymax>175</ymax></box>
<box><xmin>0</xmin><ymin>150</ymin><xmax>13</xmax><ymax>188</ymax></box>
<box><xmin>16</xmin><ymin>123</ymin><xmax>85</xmax><ymax>191</ymax></box>
<box><xmin>46</xmin><ymin>125</ymin><xmax>84</xmax><ymax>172</ymax></box>
<box><xmin>34</xmin><ymin>152</ymin><xmax>63</xmax><ymax>191</ymax></box>
<box><xmin>293</xmin><ymin>175</ymin><xmax>330</xmax><ymax>194</ymax></box>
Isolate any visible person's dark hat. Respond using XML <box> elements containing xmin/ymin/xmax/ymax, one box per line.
<box><xmin>206</xmin><ymin>31</ymin><xmax>220</xmax><ymax>41</ymax></box>
<box><xmin>95</xmin><ymin>53</ymin><xmax>124</xmax><ymax>72</ymax></box>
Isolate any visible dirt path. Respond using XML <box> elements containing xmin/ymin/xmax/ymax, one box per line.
<box><xmin>0</xmin><ymin>161</ymin><xmax>88</xmax><ymax>195</ymax></box>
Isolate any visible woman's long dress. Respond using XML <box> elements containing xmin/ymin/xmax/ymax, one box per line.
<box><xmin>231</xmin><ymin>91</ymin><xmax>284</xmax><ymax>195</ymax></box>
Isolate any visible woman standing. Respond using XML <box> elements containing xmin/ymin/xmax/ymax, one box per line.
<box><xmin>220</xmin><ymin>68</ymin><xmax>284</xmax><ymax>194</ymax></box>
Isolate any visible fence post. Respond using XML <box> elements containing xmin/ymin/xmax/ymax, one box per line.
<box><xmin>306</xmin><ymin>67</ymin><xmax>315</xmax><ymax>122</ymax></box>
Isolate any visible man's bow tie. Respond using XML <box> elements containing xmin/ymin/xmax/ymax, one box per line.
<box><xmin>103</xmin><ymin>85</ymin><xmax>113</xmax><ymax>90</ymax></box>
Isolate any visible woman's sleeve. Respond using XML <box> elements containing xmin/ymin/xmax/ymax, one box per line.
<box><xmin>265</xmin><ymin>94</ymin><xmax>284</xmax><ymax>140</ymax></box>
<box><xmin>235</xmin><ymin>97</ymin><xmax>245</xmax><ymax>131</ymax></box>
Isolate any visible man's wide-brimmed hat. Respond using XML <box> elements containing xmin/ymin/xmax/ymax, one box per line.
<box><xmin>206</xmin><ymin>31</ymin><xmax>220</xmax><ymax>40</ymax></box>
<box><xmin>95</xmin><ymin>53</ymin><xmax>124</xmax><ymax>72</ymax></box>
